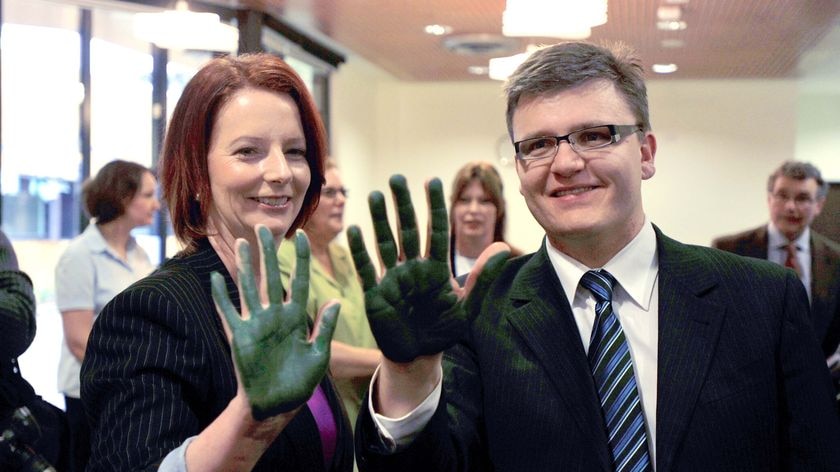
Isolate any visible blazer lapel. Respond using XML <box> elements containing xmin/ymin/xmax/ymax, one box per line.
<box><xmin>809</xmin><ymin>233</ymin><xmax>839</xmax><ymax>340</ymax></box>
<box><xmin>505</xmin><ymin>246</ymin><xmax>613</xmax><ymax>471</ymax></box>
<box><xmin>742</xmin><ymin>226</ymin><xmax>769</xmax><ymax>259</ymax></box>
<box><xmin>654</xmin><ymin>230</ymin><xmax>726</xmax><ymax>471</ymax></box>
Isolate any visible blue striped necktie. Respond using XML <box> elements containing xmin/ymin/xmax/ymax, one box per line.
<box><xmin>580</xmin><ymin>269</ymin><xmax>652</xmax><ymax>472</ymax></box>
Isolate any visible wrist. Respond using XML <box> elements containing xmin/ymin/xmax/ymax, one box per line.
<box><xmin>375</xmin><ymin>354</ymin><xmax>442</xmax><ymax>417</ymax></box>
<box><xmin>232</xmin><ymin>392</ymin><xmax>296</xmax><ymax>441</ymax></box>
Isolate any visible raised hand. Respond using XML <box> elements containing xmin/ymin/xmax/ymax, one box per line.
<box><xmin>347</xmin><ymin>175</ymin><xmax>509</xmax><ymax>363</ymax></box>
<box><xmin>211</xmin><ymin>226</ymin><xmax>339</xmax><ymax>420</ymax></box>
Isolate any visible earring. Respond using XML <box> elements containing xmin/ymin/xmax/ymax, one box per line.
<box><xmin>195</xmin><ymin>193</ymin><xmax>200</xmax><ymax>201</ymax></box>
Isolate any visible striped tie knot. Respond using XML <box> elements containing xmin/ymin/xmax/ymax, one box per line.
<box><xmin>580</xmin><ymin>269</ymin><xmax>617</xmax><ymax>304</ymax></box>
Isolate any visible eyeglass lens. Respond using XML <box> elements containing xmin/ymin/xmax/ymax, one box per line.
<box><xmin>516</xmin><ymin>125</ymin><xmax>618</xmax><ymax>160</ymax></box>
<box><xmin>323</xmin><ymin>187</ymin><xmax>348</xmax><ymax>198</ymax></box>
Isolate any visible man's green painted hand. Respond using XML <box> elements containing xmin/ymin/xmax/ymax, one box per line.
<box><xmin>347</xmin><ymin>175</ymin><xmax>509</xmax><ymax>363</ymax></box>
<box><xmin>211</xmin><ymin>226</ymin><xmax>339</xmax><ymax>420</ymax></box>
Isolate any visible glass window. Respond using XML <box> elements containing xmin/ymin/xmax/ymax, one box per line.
<box><xmin>2</xmin><ymin>0</ymin><xmax>83</xmax><ymax>410</ymax></box>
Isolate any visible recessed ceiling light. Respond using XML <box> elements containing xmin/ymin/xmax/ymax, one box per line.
<box><xmin>652</xmin><ymin>63</ymin><xmax>679</xmax><ymax>74</ymax></box>
<box><xmin>665</xmin><ymin>0</ymin><xmax>690</xmax><ymax>4</ymax></box>
<box><xmin>661</xmin><ymin>38</ymin><xmax>685</xmax><ymax>48</ymax></box>
<box><xmin>657</xmin><ymin>20</ymin><xmax>687</xmax><ymax>31</ymax></box>
<box><xmin>468</xmin><ymin>65</ymin><xmax>489</xmax><ymax>75</ymax></box>
<box><xmin>657</xmin><ymin>6</ymin><xmax>682</xmax><ymax>21</ymax></box>
<box><xmin>424</xmin><ymin>24</ymin><xmax>452</xmax><ymax>36</ymax></box>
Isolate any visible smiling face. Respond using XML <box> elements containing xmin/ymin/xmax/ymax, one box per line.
<box><xmin>205</xmin><ymin>87</ymin><xmax>311</xmax><ymax>249</ymax></box>
<box><xmin>123</xmin><ymin>171</ymin><xmax>160</xmax><ymax>228</ymax></box>
<box><xmin>453</xmin><ymin>180</ymin><xmax>498</xmax><ymax>254</ymax></box>
<box><xmin>513</xmin><ymin>80</ymin><xmax>656</xmax><ymax>264</ymax></box>
<box><xmin>304</xmin><ymin>167</ymin><xmax>346</xmax><ymax>242</ymax></box>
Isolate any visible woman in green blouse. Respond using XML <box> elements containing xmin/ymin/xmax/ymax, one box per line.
<box><xmin>279</xmin><ymin>160</ymin><xmax>380</xmax><ymax>430</ymax></box>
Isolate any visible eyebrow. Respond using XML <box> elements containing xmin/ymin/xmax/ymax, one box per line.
<box><xmin>516</xmin><ymin>122</ymin><xmax>612</xmax><ymax>141</ymax></box>
<box><xmin>226</xmin><ymin>135</ymin><xmax>307</xmax><ymax>148</ymax></box>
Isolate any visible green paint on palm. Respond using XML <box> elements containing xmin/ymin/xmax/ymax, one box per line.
<box><xmin>348</xmin><ymin>175</ymin><xmax>508</xmax><ymax>363</ymax></box>
<box><xmin>211</xmin><ymin>227</ymin><xmax>339</xmax><ymax>420</ymax></box>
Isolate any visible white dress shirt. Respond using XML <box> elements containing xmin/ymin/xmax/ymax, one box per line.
<box><xmin>767</xmin><ymin>223</ymin><xmax>812</xmax><ymax>302</ymax></box>
<box><xmin>370</xmin><ymin>220</ymin><xmax>661</xmax><ymax>468</ymax></box>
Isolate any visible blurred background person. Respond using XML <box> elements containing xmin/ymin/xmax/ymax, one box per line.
<box><xmin>713</xmin><ymin>160</ymin><xmax>840</xmax><ymax>403</ymax></box>
<box><xmin>81</xmin><ymin>53</ymin><xmax>352</xmax><ymax>471</ymax></box>
<box><xmin>2</xmin><ymin>229</ymin><xmax>69</xmax><ymax>470</ymax></box>
<box><xmin>449</xmin><ymin>161</ymin><xmax>521</xmax><ymax>277</ymax></box>
<box><xmin>278</xmin><ymin>159</ymin><xmax>380</xmax><ymax>433</ymax></box>
<box><xmin>712</xmin><ymin>161</ymin><xmax>840</xmax><ymax>358</ymax></box>
<box><xmin>54</xmin><ymin>159</ymin><xmax>159</xmax><ymax>472</ymax></box>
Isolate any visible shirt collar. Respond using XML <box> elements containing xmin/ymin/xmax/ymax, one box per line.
<box><xmin>81</xmin><ymin>220</ymin><xmax>138</xmax><ymax>255</ymax></box>
<box><xmin>767</xmin><ymin>222</ymin><xmax>810</xmax><ymax>252</ymax></box>
<box><xmin>546</xmin><ymin>218</ymin><xmax>659</xmax><ymax>310</ymax></box>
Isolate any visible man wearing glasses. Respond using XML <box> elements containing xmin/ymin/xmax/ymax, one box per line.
<box><xmin>350</xmin><ymin>42</ymin><xmax>840</xmax><ymax>471</ymax></box>
<box><xmin>713</xmin><ymin>161</ymin><xmax>840</xmax><ymax>397</ymax></box>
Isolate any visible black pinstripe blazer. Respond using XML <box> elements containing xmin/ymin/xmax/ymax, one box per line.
<box><xmin>712</xmin><ymin>225</ymin><xmax>840</xmax><ymax>356</ymax></box>
<box><xmin>357</xmin><ymin>227</ymin><xmax>840</xmax><ymax>472</ymax></box>
<box><xmin>82</xmin><ymin>238</ymin><xmax>353</xmax><ymax>471</ymax></box>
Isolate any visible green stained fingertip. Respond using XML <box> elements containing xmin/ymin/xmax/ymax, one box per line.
<box><xmin>290</xmin><ymin>230</ymin><xmax>310</xmax><ymax>305</ymax></box>
<box><xmin>211</xmin><ymin>271</ymin><xmax>240</xmax><ymax>330</ymax></box>
<box><xmin>315</xmin><ymin>303</ymin><xmax>340</xmax><ymax>352</ymax></box>
<box><xmin>257</xmin><ymin>225</ymin><xmax>282</xmax><ymax>305</ymax></box>
<box><xmin>369</xmin><ymin>191</ymin><xmax>397</xmax><ymax>268</ymax></box>
<box><xmin>236</xmin><ymin>241</ymin><xmax>261</xmax><ymax>316</ymax></box>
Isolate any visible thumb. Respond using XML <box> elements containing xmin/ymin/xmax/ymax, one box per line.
<box><xmin>311</xmin><ymin>301</ymin><xmax>340</xmax><ymax>353</ymax></box>
<box><xmin>463</xmin><ymin>242</ymin><xmax>510</xmax><ymax>314</ymax></box>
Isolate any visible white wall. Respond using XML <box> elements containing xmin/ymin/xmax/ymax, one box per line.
<box><xmin>332</xmin><ymin>54</ymin><xmax>545</xmax><ymax>255</ymax></box>
<box><xmin>332</xmin><ymin>56</ymin><xmax>829</xmax><ymax>253</ymax></box>
<box><xmin>796</xmin><ymin>90</ymin><xmax>840</xmax><ymax>178</ymax></box>
<box><xmin>644</xmin><ymin>80</ymin><xmax>798</xmax><ymax>245</ymax></box>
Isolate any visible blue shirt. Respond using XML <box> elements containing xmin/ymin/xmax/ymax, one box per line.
<box><xmin>55</xmin><ymin>222</ymin><xmax>154</xmax><ymax>397</ymax></box>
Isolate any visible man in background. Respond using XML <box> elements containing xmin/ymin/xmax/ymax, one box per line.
<box><xmin>713</xmin><ymin>161</ymin><xmax>840</xmax><ymax>367</ymax></box>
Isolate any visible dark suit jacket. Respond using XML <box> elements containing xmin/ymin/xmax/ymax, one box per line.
<box><xmin>1</xmin><ymin>237</ymin><xmax>71</xmax><ymax>470</ymax></box>
<box><xmin>712</xmin><ymin>225</ymin><xmax>840</xmax><ymax>355</ymax></box>
<box><xmin>82</xmin><ymin>238</ymin><xmax>353</xmax><ymax>472</ymax></box>
<box><xmin>357</xmin><ymin>228</ymin><xmax>840</xmax><ymax>472</ymax></box>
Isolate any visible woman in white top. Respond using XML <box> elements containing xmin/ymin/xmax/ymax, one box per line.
<box><xmin>55</xmin><ymin>159</ymin><xmax>159</xmax><ymax>472</ymax></box>
<box><xmin>449</xmin><ymin>161</ymin><xmax>521</xmax><ymax>278</ymax></box>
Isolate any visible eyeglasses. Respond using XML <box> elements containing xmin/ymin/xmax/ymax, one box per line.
<box><xmin>322</xmin><ymin>186</ymin><xmax>348</xmax><ymax>199</ymax></box>
<box><xmin>514</xmin><ymin>124</ymin><xmax>643</xmax><ymax>161</ymax></box>
<box><xmin>770</xmin><ymin>192</ymin><xmax>815</xmax><ymax>207</ymax></box>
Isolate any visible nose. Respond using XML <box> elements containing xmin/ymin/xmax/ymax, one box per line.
<box><xmin>263</xmin><ymin>147</ymin><xmax>293</xmax><ymax>184</ymax></box>
<box><xmin>549</xmin><ymin>140</ymin><xmax>584</xmax><ymax>177</ymax></box>
<box><xmin>467</xmin><ymin>199</ymin><xmax>480</xmax><ymax>212</ymax></box>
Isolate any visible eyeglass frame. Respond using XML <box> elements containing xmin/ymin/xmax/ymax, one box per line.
<box><xmin>768</xmin><ymin>191</ymin><xmax>818</xmax><ymax>207</ymax></box>
<box><xmin>513</xmin><ymin>124</ymin><xmax>644</xmax><ymax>161</ymax></box>
<box><xmin>321</xmin><ymin>186</ymin><xmax>348</xmax><ymax>199</ymax></box>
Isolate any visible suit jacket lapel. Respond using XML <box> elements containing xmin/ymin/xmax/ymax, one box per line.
<box><xmin>743</xmin><ymin>226</ymin><xmax>769</xmax><ymax>259</ymax></box>
<box><xmin>654</xmin><ymin>229</ymin><xmax>726</xmax><ymax>471</ymax></box>
<box><xmin>810</xmin><ymin>233</ymin><xmax>837</xmax><ymax>334</ymax></box>
<box><xmin>506</xmin><ymin>246</ymin><xmax>613</xmax><ymax>471</ymax></box>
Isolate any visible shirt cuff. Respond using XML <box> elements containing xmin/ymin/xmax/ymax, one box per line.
<box><xmin>158</xmin><ymin>436</ymin><xmax>196</xmax><ymax>472</ymax></box>
<box><xmin>368</xmin><ymin>363</ymin><xmax>443</xmax><ymax>452</ymax></box>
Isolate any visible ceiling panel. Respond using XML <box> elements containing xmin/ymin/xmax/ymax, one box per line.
<box><xmin>205</xmin><ymin>0</ymin><xmax>840</xmax><ymax>81</ymax></box>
